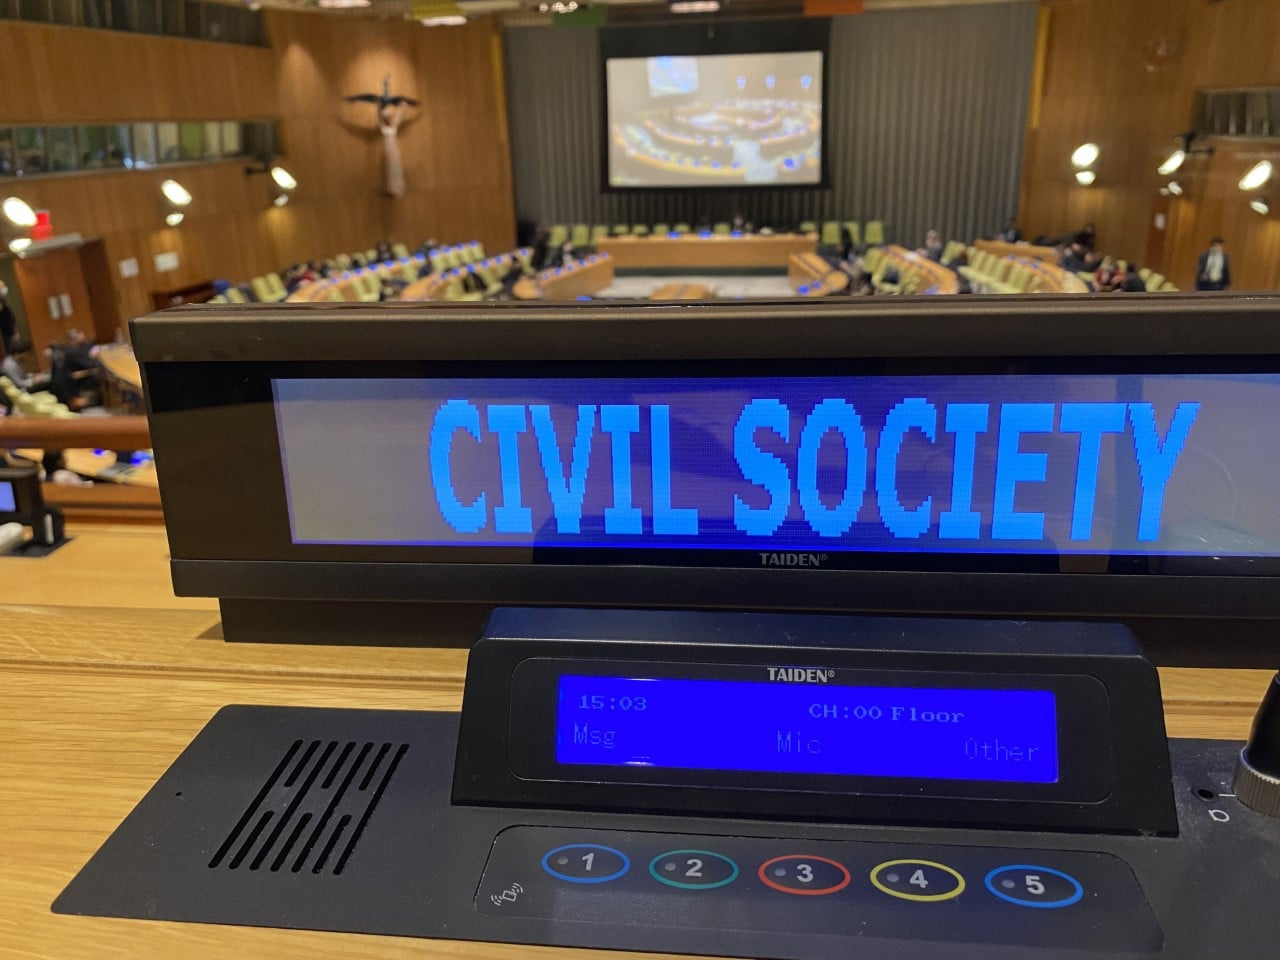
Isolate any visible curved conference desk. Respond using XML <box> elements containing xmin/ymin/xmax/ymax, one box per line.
<box><xmin>597</xmin><ymin>232</ymin><xmax>817</xmax><ymax>269</ymax></box>
<box><xmin>513</xmin><ymin>253</ymin><xmax>615</xmax><ymax>301</ymax></box>
<box><xmin>873</xmin><ymin>245</ymin><xmax>961</xmax><ymax>295</ymax></box>
<box><xmin>973</xmin><ymin>238</ymin><xmax>1061</xmax><ymax>263</ymax></box>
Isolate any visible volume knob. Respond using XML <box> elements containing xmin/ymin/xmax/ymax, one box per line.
<box><xmin>1233</xmin><ymin>672</ymin><xmax>1280</xmax><ymax>818</ymax></box>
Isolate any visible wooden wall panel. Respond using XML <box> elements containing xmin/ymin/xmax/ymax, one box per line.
<box><xmin>0</xmin><ymin>23</ymin><xmax>276</xmax><ymax>123</ymax></box>
<box><xmin>0</xmin><ymin>13</ymin><xmax>515</xmax><ymax>322</ymax></box>
<box><xmin>1020</xmin><ymin>0</ymin><xmax>1280</xmax><ymax>291</ymax></box>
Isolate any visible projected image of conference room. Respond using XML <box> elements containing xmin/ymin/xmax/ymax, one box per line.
<box><xmin>607</xmin><ymin>51</ymin><xmax>822</xmax><ymax>188</ymax></box>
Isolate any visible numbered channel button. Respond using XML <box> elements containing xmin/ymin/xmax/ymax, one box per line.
<box><xmin>870</xmin><ymin>859</ymin><xmax>966</xmax><ymax>902</ymax></box>
<box><xmin>758</xmin><ymin>855</ymin><xmax>852</xmax><ymax>896</ymax></box>
<box><xmin>984</xmin><ymin>865</ymin><xmax>1083</xmax><ymax>909</ymax></box>
<box><xmin>648</xmin><ymin>849</ymin><xmax>739</xmax><ymax>890</ymax></box>
<box><xmin>541</xmin><ymin>843</ymin><xmax>630</xmax><ymax>884</ymax></box>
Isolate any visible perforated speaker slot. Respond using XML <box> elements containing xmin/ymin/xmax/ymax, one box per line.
<box><xmin>208</xmin><ymin>738</ymin><xmax>408</xmax><ymax>875</ymax></box>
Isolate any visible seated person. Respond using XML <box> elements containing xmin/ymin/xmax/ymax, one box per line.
<box><xmin>46</xmin><ymin>329</ymin><xmax>101</xmax><ymax>410</ymax></box>
<box><xmin>918</xmin><ymin>230</ymin><xmax>943</xmax><ymax>262</ymax></box>
<box><xmin>1</xmin><ymin>340</ymin><xmax>50</xmax><ymax>393</ymax></box>
<box><xmin>997</xmin><ymin>218</ymin><xmax>1022</xmax><ymax>243</ymax></box>
<box><xmin>837</xmin><ymin>228</ymin><xmax>856</xmax><ymax>264</ymax></box>
<box><xmin>530</xmin><ymin>231</ymin><xmax>551</xmax><ymax>271</ymax></box>
<box><xmin>1060</xmin><ymin>241</ymin><xmax>1099</xmax><ymax>274</ymax></box>
<box><xmin>1121</xmin><ymin>263</ymin><xmax>1147</xmax><ymax>293</ymax></box>
<box><xmin>841</xmin><ymin>253</ymin><xmax>873</xmax><ymax>296</ymax></box>
<box><xmin>553</xmin><ymin>241</ymin><xmax>576</xmax><ymax>269</ymax></box>
<box><xmin>462</xmin><ymin>271</ymin><xmax>485</xmax><ymax>295</ymax></box>
<box><xmin>1092</xmin><ymin>257</ymin><xmax>1123</xmax><ymax>292</ymax></box>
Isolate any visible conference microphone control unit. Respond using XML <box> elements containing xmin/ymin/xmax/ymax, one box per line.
<box><xmin>56</xmin><ymin>608</ymin><xmax>1280</xmax><ymax>959</ymax></box>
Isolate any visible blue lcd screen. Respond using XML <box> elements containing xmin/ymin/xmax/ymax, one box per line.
<box><xmin>0</xmin><ymin>481</ymin><xmax>15</xmax><ymax>514</ymax></box>
<box><xmin>272</xmin><ymin>373</ymin><xmax>1280</xmax><ymax>558</ymax></box>
<box><xmin>555</xmin><ymin>676</ymin><xmax>1059</xmax><ymax>784</ymax></box>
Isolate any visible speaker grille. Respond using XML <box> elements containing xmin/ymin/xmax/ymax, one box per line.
<box><xmin>208</xmin><ymin>738</ymin><xmax>408</xmax><ymax>875</ymax></box>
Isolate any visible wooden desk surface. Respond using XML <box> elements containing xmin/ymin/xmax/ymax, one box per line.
<box><xmin>598</xmin><ymin>233</ymin><xmax>816</xmax><ymax>269</ymax></box>
<box><xmin>96</xmin><ymin>343</ymin><xmax>142</xmax><ymax>392</ymax></box>
<box><xmin>0</xmin><ymin>524</ymin><xmax>1271</xmax><ymax>960</ymax></box>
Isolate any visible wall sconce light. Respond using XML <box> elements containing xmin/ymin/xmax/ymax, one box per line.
<box><xmin>270</xmin><ymin>166</ymin><xmax>297</xmax><ymax>192</ymax></box>
<box><xmin>1240</xmin><ymin>160</ymin><xmax>1273</xmax><ymax>192</ymax></box>
<box><xmin>1075</xmin><ymin>170</ymin><xmax>1097</xmax><ymax>186</ymax></box>
<box><xmin>1158</xmin><ymin>130</ymin><xmax>1214</xmax><ymax>176</ymax></box>
<box><xmin>161</xmin><ymin>179</ymin><xmax>193</xmax><ymax>207</ymax></box>
<box><xmin>247</xmin><ymin>161</ymin><xmax>297</xmax><ymax>208</ymax></box>
<box><xmin>1167</xmin><ymin>180</ymin><xmax>1183</xmax><ymax>196</ymax></box>
<box><xmin>3</xmin><ymin>196</ymin><xmax>36</xmax><ymax>229</ymax></box>
<box><xmin>1158</xmin><ymin>150</ymin><xmax>1185</xmax><ymax>176</ymax></box>
<box><xmin>3</xmin><ymin>196</ymin><xmax>37</xmax><ymax>253</ymax></box>
<box><xmin>160</xmin><ymin>179</ymin><xmax>190</xmax><ymax>227</ymax></box>
<box><xmin>1249</xmin><ymin>196</ymin><xmax>1270</xmax><ymax>217</ymax></box>
<box><xmin>1071</xmin><ymin>143</ymin><xmax>1100</xmax><ymax>168</ymax></box>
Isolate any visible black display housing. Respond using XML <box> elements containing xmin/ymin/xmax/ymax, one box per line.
<box><xmin>0</xmin><ymin>464</ymin><xmax>44</xmax><ymax>525</ymax></box>
<box><xmin>131</xmin><ymin>296</ymin><xmax>1280</xmax><ymax>653</ymax></box>
<box><xmin>453</xmin><ymin>607</ymin><xmax>1178</xmax><ymax>835</ymax></box>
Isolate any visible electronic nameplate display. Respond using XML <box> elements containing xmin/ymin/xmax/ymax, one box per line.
<box><xmin>273</xmin><ymin>373</ymin><xmax>1237</xmax><ymax>559</ymax></box>
<box><xmin>133</xmin><ymin>296</ymin><xmax>1280</xmax><ymax>629</ymax></box>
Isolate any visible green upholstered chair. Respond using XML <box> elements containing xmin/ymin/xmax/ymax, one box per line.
<box><xmin>548</xmin><ymin>225</ymin><xmax>569</xmax><ymax>248</ymax></box>
<box><xmin>842</xmin><ymin>221</ymin><xmax>861</xmax><ymax>247</ymax></box>
<box><xmin>799</xmin><ymin>220</ymin><xmax>818</xmax><ymax>235</ymax></box>
<box><xmin>712</xmin><ymin>222</ymin><xmax>731</xmax><ymax>234</ymax></box>
<box><xmin>264</xmin><ymin>272</ymin><xmax>288</xmax><ymax>301</ymax></box>
<box><xmin>570</xmin><ymin>224</ymin><xmax>590</xmax><ymax>248</ymax></box>
<box><xmin>864</xmin><ymin>220</ymin><xmax>886</xmax><ymax>246</ymax></box>
<box><xmin>820</xmin><ymin>221</ymin><xmax>842</xmax><ymax>247</ymax></box>
<box><xmin>631</xmin><ymin>224</ymin><xmax>649</xmax><ymax>236</ymax></box>
<box><xmin>651</xmin><ymin>223</ymin><xmax>670</xmax><ymax>236</ymax></box>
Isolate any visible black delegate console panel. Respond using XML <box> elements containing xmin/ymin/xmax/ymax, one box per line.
<box><xmin>54</xmin><ymin>610</ymin><xmax>1280</xmax><ymax>959</ymax></box>
<box><xmin>455</xmin><ymin>608</ymin><xmax>1176</xmax><ymax>834</ymax></box>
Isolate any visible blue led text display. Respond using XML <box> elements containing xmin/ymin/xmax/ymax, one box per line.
<box><xmin>555</xmin><ymin>675</ymin><xmax>1059</xmax><ymax>784</ymax></box>
<box><xmin>0</xmin><ymin>481</ymin><xmax>15</xmax><ymax>514</ymax></box>
<box><xmin>273</xmin><ymin>374</ymin><xmax>1280</xmax><ymax>556</ymax></box>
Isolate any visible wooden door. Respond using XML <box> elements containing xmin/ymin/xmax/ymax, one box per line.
<box><xmin>13</xmin><ymin>246</ymin><xmax>94</xmax><ymax>372</ymax></box>
<box><xmin>79</xmin><ymin>239</ymin><xmax>124</xmax><ymax>345</ymax></box>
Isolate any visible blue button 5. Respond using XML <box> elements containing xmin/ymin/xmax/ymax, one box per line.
<box><xmin>984</xmin><ymin>865</ymin><xmax>1083</xmax><ymax>908</ymax></box>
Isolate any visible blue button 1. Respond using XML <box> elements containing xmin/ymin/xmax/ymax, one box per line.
<box><xmin>541</xmin><ymin>843</ymin><xmax>630</xmax><ymax>884</ymax></box>
<box><xmin>984</xmin><ymin>865</ymin><xmax>1083</xmax><ymax>908</ymax></box>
